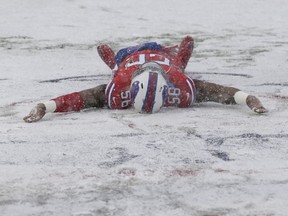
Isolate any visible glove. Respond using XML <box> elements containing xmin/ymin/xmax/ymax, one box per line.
<box><xmin>23</xmin><ymin>103</ymin><xmax>46</xmax><ymax>123</ymax></box>
<box><xmin>246</xmin><ymin>95</ymin><xmax>268</xmax><ymax>113</ymax></box>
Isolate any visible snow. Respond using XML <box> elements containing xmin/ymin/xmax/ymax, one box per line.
<box><xmin>1</xmin><ymin>0</ymin><xmax>288</xmax><ymax>215</ymax></box>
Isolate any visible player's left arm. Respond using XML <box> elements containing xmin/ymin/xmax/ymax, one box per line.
<box><xmin>193</xmin><ymin>79</ymin><xmax>268</xmax><ymax>113</ymax></box>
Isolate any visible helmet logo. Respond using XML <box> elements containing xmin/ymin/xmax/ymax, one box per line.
<box><xmin>130</xmin><ymin>81</ymin><xmax>140</xmax><ymax>102</ymax></box>
<box><xmin>162</xmin><ymin>85</ymin><xmax>169</xmax><ymax>103</ymax></box>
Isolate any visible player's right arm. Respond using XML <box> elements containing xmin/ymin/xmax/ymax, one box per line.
<box><xmin>23</xmin><ymin>84</ymin><xmax>107</xmax><ymax>123</ymax></box>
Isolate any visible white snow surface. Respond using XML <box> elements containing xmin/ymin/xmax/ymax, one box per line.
<box><xmin>1</xmin><ymin>0</ymin><xmax>288</xmax><ymax>215</ymax></box>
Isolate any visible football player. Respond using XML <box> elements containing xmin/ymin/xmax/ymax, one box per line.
<box><xmin>23</xmin><ymin>36</ymin><xmax>268</xmax><ymax>123</ymax></box>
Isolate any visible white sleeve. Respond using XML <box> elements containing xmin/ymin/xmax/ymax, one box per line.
<box><xmin>233</xmin><ymin>91</ymin><xmax>249</xmax><ymax>105</ymax></box>
<box><xmin>43</xmin><ymin>100</ymin><xmax>57</xmax><ymax>113</ymax></box>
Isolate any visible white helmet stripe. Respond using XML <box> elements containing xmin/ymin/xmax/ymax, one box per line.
<box><xmin>186</xmin><ymin>76</ymin><xmax>196</xmax><ymax>105</ymax></box>
<box><xmin>106</xmin><ymin>81</ymin><xmax>115</xmax><ymax>108</ymax></box>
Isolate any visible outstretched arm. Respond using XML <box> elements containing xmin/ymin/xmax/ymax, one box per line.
<box><xmin>193</xmin><ymin>79</ymin><xmax>268</xmax><ymax>113</ymax></box>
<box><xmin>23</xmin><ymin>84</ymin><xmax>107</xmax><ymax>123</ymax></box>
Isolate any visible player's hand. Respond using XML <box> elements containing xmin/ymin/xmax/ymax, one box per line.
<box><xmin>23</xmin><ymin>103</ymin><xmax>46</xmax><ymax>123</ymax></box>
<box><xmin>246</xmin><ymin>95</ymin><xmax>268</xmax><ymax>114</ymax></box>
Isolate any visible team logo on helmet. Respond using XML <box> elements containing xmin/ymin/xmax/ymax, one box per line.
<box><xmin>130</xmin><ymin>81</ymin><xmax>140</xmax><ymax>102</ymax></box>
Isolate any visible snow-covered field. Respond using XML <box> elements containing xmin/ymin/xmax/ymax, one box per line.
<box><xmin>1</xmin><ymin>0</ymin><xmax>288</xmax><ymax>215</ymax></box>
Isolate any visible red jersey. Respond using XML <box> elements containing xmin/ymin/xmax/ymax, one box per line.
<box><xmin>105</xmin><ymin>50</ymin><xmax>196</xmax><ymax>110</ymax></box>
